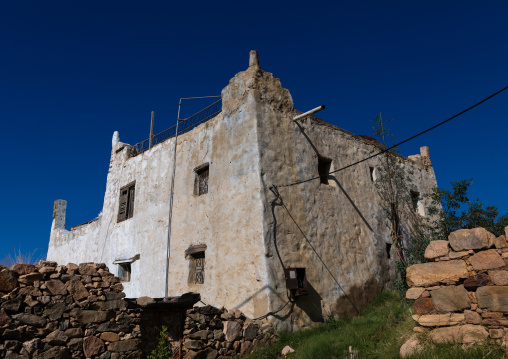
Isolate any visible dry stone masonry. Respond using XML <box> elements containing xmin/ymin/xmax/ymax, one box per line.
<box><xmin>404</xmin><ymin>226</ymin><xmax>508</xmax><ymax>352</ymax></box>
<box><xmin>0</xmin><ymin>261</ymin><xmax>275</xmax><ymax>358</ymax></box>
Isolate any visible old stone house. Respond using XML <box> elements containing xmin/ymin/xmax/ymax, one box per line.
<box><xmin>48</xmin><ymin>51</ymin><xmax>438</xmax><ymax>329</ymax></box>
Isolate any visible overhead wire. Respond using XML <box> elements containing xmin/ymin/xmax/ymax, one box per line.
<box><xmin>275</xmin><ymin>85</ymin><xmax>508</xmax><ymax>188</ymax></box>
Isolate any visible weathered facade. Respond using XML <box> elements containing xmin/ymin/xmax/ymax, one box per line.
<box><xmin>48</xmin><ymin>51</ymin><xmax>438</xmax><ymax>329</ymax></box>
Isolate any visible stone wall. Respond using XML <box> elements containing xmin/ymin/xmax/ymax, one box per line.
<box><xmin>0</xmin><ymin>260</ymin><xmax>275</xmax><ymax>359</ymax></box>
<box><xmin>404</xmin><ymin>226</ymin><xmax>508</xmax><ymax>351</ymax></box>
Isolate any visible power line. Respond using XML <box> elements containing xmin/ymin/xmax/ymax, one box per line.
<box><xmin>275</xmin><ymin>85</ymin><xmax>508</xmax><ymax>188</ymax></box>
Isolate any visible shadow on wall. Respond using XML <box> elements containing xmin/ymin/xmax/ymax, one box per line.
<box><xmin>295</xmin><ymin>281</ymin><xmax>324</xmax><ymax>322</ymax></box>
<box><xmin>332</xmin><ymin>277</ymin><xmax>380</xmax><ymax>318</ymax></box>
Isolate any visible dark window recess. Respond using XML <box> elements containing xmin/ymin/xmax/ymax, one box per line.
<box><xmin>386</xmin><ymin>243</ymin><xmax>392</xmax><ymax>259</ymax></box>
<box><xmin>118</xmin><ymin>181</ymin><xmax>135</xmax><ymax>223</ymax></box>
<box><xmin>318</xmin><ymin>157</ymin><xmax>332</xmax><ymax>185</ymax></box>
<box><xmin>118</xmin><ymin>263</ymin><xmax>131</xmax><ymax>282</ymax></box>
<box><xmin>411</xmin><ymin>191</ymin><xmax>420</xmax><ymax>212</ymax></box>
<box><xmin>284</xmin><ymin>267</ymin><xmax>308</xmax><ymax>298</ymax></box>
<box><xmin>369</xmin><ymin>167</ymin><xmax>375</xmax><ymax>182</ymax></box>
<box><xmin>194</xmin><ymin>164</ymin><xmax>209</xmax><ymax>195</ymax></box>
<box><xmin>194</xmin><ymin>253</ymin><xmax>205</xmax><ymax>284</ymax></box>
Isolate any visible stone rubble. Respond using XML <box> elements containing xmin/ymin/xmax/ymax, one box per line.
<box><xmin>402</xmin><ymin>227</ymin><xmax>508</xmax><ymax>355</ymax></box>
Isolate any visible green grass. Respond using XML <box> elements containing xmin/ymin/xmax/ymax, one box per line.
<box><xmin>245</xmin><ymin>291</ymin><xmax>506</xmax><ymax>359</ymax></box>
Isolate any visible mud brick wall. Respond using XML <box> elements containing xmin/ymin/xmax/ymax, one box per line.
<box><xmin>405</xmin><ymin>227</ymin><xmax>508</xmax><ymax>347</ymax></box>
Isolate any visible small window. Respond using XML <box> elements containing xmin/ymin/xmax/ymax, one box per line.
<box><xmin>369</xmin><ymin>167</ymin><xmax>375</xmax><ymax>182</ymax></box>
<box><xmin>186</xmin><ymin>244</ymin><xmax>207</xmax><ymax>284</ymax></box>
<box><xmin>118</xmin><ymin>181</ymin><xmax>135</xmax><ymax>223</ymax></box>
<box><xmin>118</xmin><ymin>263</ymin><xmax>131</xmax><ymax>282</ymax></box>
<box><xmin>194</xmin><ymin>253</ymin><xmax>205</xmax><ymax>284</ymax></box>
<box><xmin>194</xmin><ymin>164</ymin><xmax>209</xmax><ymax>195</ymax></box>
<box><xmin>411</xmin><ymin>191</ymin><xmax>420</xmax><ymax>212</ymax></box>
<box><xmin>386</xmin><ymin>243</ymin><xmax>392</xmax><ymax>259</ymax></box>
<box><xmin>318</xmin><ymin>157</ymin><xmax>332</xmax><ymax>185</ymax></box>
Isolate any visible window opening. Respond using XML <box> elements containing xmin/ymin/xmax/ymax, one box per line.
<box><xmin>118</xmin><ymin>181</ymin><xmax>135</xmax><ymax>223</ymax></box>
<box><xmin>194</xmin><ymin>164</ymin><xmax>209</xmax><ymax>195</ymax></box>
<box><xmin>386</xmin><ymin>243</ymin><xmax>392</xmax><ymax>259</ymax></box>
<box><xmin>118</xmin><ymin>263</ymin><xmax>131</xmax><ymax>282</ymax></box>
<box><xmin>284</xmin><ymin>267</ymin><xmax>309</xmax><ymax>298</ymax></box>
<box><xmin>194</xmin><ymin>253</ymin><xmax>205</xmax><ymax>284</ymax></box>
<box><xmin>369</xmin><ymin>167</ymin><xmax>375</xmax><ymax>182</ymax></box>
<box><xmin>411</xmin><ymin>191</ymin><xmax>420</xmax><ymax>212</ymax></box>
<box><xmin>318</xmin><ymin>157</ymin><xmax>332</xmax><ymax>185</ymax></box>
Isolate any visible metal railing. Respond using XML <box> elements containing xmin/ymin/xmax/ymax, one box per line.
<box><xmin>133</xmin><ymin>98</ymin><xmax>222</xmax><ymax>155</ymax></box>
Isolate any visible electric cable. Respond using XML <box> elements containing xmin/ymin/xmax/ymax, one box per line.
<box><xmin>275</xmin><ymin>85</ymin><xmax>508</xmax><ymax>188</ymax></box>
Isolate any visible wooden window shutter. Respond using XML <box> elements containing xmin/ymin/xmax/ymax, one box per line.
<box><xmin>117</xmin><ymin>188</ymin><xmax>129</xmax><ymax>222</ymax></box>
<box><xmin>128</xmin><ymin>187</ymin><xmax>135</xmax><ymax>218</ymax></box>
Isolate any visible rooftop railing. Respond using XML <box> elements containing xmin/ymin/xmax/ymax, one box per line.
<box><xmin>133</xmin><ymin>98</ymin><xmax>222</xmax><ymax>155</ymax></box>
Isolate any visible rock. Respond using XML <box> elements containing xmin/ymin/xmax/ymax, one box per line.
<box><xmin>240</xmin><ymin>341</ymin><xmax>254</xmax><ymax>355</ymax></box>
<box><xmin>70</xmin><ymin>309</ymin><xmax>115</xmax><ymax>324</ymax></box>
<box><xmin>449</xmin><ymin>250</ymin><xmax>470</xmax><ymax>259</ymax></box>
<box><xmin>481</xmin><ymin>312</ymin><xmax>503</xmax><ymax>319</ymax></box>
<box><xmin>105</xmin><ymin>291</ymin><xmax>125</xmax><ymax>300</ymax></box>
<box><xmin>449</xmin><ymin>228</ymin><xmax>495</xmax><ymax>251</ymax></box>
<box><xmin>97</xmin><ymin>322</ymin><xmax>122</xmax><ymax>332</ymax></box>
<box><xmin>464</xmin><ymin>310</ymin><xmax>482</xmax><ymax>324</ymax></box>
<box><xmin>0</xmin><ymin>269</ymin><xmax>17</xmax><ymax>292</ymax></box>
<box><xmin>0</xmin><ymin>308</ymin><xmax>12</xmax><ymax>326</ymax></box>
<box><xmin>477</xmin><ymin>286</ymin><xmax>508</xmax><ymax>312</ymax></box>
<box><xmin>11</xmin><ymin>264</ymin><xmax>36</xmax><ymax>275</ymax></box>
<box><xmin>431</xmin><ymin>285</ymin><xmax>470</xmax><ymax>313</ymax></box>
<box><xmin>406</xmin><ymin>260</ymin><xmax>469</xmax><ymax>287</ymax></box>
<box><xmin>405</xmin><ymin>287</ymin><xmax>425</xmax><ymax>300</ymax></box>
<box><xmin>489</xmin><ymin>328</ymin><xmax>504</xmax><ymax>338</ymax></box>
<box><xmin>65</xmin><ymin>327</ymin><xmax>84</xmax><ymax>338</ymax></box>
<box><xmin>489</xmin><ymin>270</ymin><xmax>508</xmax><ymax>286</ymax></box>
<box><xmin>184</xmin><ymin>340</ymin><xmax>206</xmax><ymax>350</ymax></box>
<box><xmin>107</xmin><ymin>339</ymin><xmax>140</xmax><ymax>352</ymax></box>
<box><xmin>418</xmin><ymin>313</ymin><xmax>464</xmax><ymax>327</ymax></box>
<box><xmin>424</xmin><ymin>240</ymin><xmax>449</xmax><ymax>260</ymax></box>
<box><xmin>43</xmin><ymin>302</ymin><xmax>66</xmax><ymax>321</ymax></box>
<box><xmin>100</xmin><ymin>332</ymin><xmax>120</xmax><ymax>342</ymax></box>
<box><xmin>83</xmin><ymin>336</ymin><xmax>105</xmax><ymax>357</ymax></box>
<box><xmin>188</xmin><ymin>330</ymin><xmax>209</xmax><ymax>340</ymax></box>
<box><xmin>115</xmin><ymin>312</ymin><xmax>132</xmax><ymax>325</ymax></box>
<box><xmin>40</xmin><ymin>346</ymin><xmax>71</xmax><ymax>359</ymax></box>
<box><xmin>79</xmin><ymin>263</ymin><xmax>99</xmax><ymax>276</ymax></box>
<box><xmin>19</xmin><ymin>286</ymin><xmax>42</xmax><ymax>296</ymax></box>
<box><xmin>429</xmin><ymin>326</ymin><xmax>462</xmax><ymax>343</ymax></box>
<box><xmin>13</xmin><ymin>313</ymin><xmax>46</xmax><ymax>327</ymax></box>
<box><xmin>281</xmin><ymin>345</ymin><xmax>295</xmax><ymax>355</ymax></box>
<box><xmin>19</xmin><ymin>273</ymin><xmax>44</xmax><ymax>283</ymax></box>
<box><xmin>91</xmin><ymin>299</ymin><xmax>127</xmax><ymax>310</ymax></box>
<box><xmin>1</xmin><ymin>298</ymin><xmax>22</xmax><ymax>313</ymax></box>
<box><xmin>23</xmin><ymin>338</ymin><xmax>41</xmax><ymax>356</ymax></box>
<box><xmin>213</xmin><ymin>329</ymin><xmax>224</xmax><ymax>341</ymax></box>
<box><xmin>243</xmin><ymin>322</ymin><xmax>258</xmax><ymax>341</ymax></box>
<box><xmin>37</xmin><ymin>260</ymin><xmax>57</xmax><ymax>268</ymax></box>
<box><xmin>67</xmin><ymin>337</ymin><xmax>83</xmax><ymax>351</ymax></box>
<box><xmin>462</xmin><ymin>324</ymin><xmax>489</xmax><ymax>343</ymax></box>
<box><xmin>223</xmin><ymin>321</ymin><xmax>242</xmax><ymax>342</ymax></box>
<box><xmin>44</xmin><ymin>330</ymin><xmax>68</xmax><ymax>345</ymax></box>
<box><xmin>413</xmin><ymin>298</ymin><xmax>434</xmax><ymax>315</ymax></box>
<box><xmin>65</xmin><ymin>280</ymin><xmax>89</xmax><ymax>301</ymax></box>
<box><xmin>46</xmin><ymin>280</ymin><xmax>68</xmax><ymax>295</ymax></box>
<box><xmin>468</xmin><ymin>250</ymin><xmax>506</xmax><ymax>271</ymax></box>
<box><xmin>495</xmin><ymin>235</ymin><xmax>508</xmax><ymax>249</ymax></box>
<box><xmin>135</xmin><ymin>296</ymin><xmax>153</xmax><ymax>306</ymax></box>
<box><xmin>39</xmin><ymin>266</ymin><xmax>56</xmax><ymax>273</ymax></box>
<box><xmin>463</xmin><ymin>273</ymin><xmax>492</xmax><ymax>291</ymax></box>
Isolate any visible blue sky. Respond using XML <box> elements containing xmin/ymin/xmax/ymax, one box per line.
<box><xmin>1</xmin><ymin>1</ymin><xmax>507</xmax><ymax>261</ymax></box>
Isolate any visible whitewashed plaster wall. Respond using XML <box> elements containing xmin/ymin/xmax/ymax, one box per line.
<box><xmin>48</xmin><ymin>51</ymin><xmax>438</xmax><ymax>327</ymax></box>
